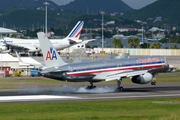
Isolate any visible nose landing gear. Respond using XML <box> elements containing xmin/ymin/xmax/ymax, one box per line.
<box><xmin>151</xmin><ymin>77</ymin><xmax>157</xmax><ymax>85</ymax></box>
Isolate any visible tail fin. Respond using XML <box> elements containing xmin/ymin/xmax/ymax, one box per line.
<box><xmin>37</xmin><ymin>32</ymin><xmax>67</xmax><ymax>68</ymax></box>
<box><xmin>66</xmin><ymin>21</ymin><xmax>84</xmax><ymax>39</ymax></box>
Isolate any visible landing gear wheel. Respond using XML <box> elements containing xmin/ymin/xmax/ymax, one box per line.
<box><xmin>86</xmin><ymin>81</ymin><xmax>96</xmax><ymax>89</ymax></box>
<box><xmin>117</xmin><ymin>86</ymin><xmax>124</xmax><ymax>91</ymax></box>
<box><xmin>154</xmin><ymin>82</ymin><xmax>156</xmax><ymax>85</ymax></box>
<box><xmin>120</xmin><ymin>87</ymin><xmax>124</xmax><ymax>91</ymax></box>
<box><xmin>86</xmin><ymin>86</ymin><xmax>96</xmax><ymax>89</ymax></box>
<box><xmin>151</xmin><ymin>81</ymin><xmax>156</xmax><ymax>85</ymax></box>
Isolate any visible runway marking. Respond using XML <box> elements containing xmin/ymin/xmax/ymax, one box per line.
<box><xmin>0</xmin><ymin>95</ymin><xmax>79</xmax><ymax>102</ymax></box>
<box><xmin>80</xmin><ymin>94</ymin><xmax>180</xmax><ymax>100</ymax></box>
<box><xmin>0</xmin><ymin>94</ymin><xmax>180</xmax><ymax>103</ymax></box>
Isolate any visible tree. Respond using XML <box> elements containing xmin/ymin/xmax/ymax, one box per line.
<box><xmin>11</xmin><ymin>34</ymin><xmax>17</xmax><ymax>38</ymax></box>
<box><xmin>140</xmin><ymin>42</ymin><xmax>150</xmax><ymax>48</ymax></box>
<box><xmin>170</xmin><ymin>44</ymin><xmax>180</xmax><ymax>49</ymax></box>
<box><xmin>133</xmin><ymin>38</ymin><xmax>140</xmax><ymax>48</ymax></box>
<box><xmin>86</xmin><ymin>45</ymin><xmax>91</xmax><ymax>48</ymax></box>
<box><xmin>128</xmin><ymin>37</ymin><xmax>134</xmax><ymax>48</ymax></box>
<box><xmin>150</xmin><ymin>43</ymin><xmax>162</xmax><ymax>49</ymax></box>
<box><xmin>93</xmin><ymin>45</ymin><xmax>98</xmax><ymax>48</ymax></box>
<box><xmin>106</xmin><ymin>45</ymin><xmax>111</xmax><ymax>48</ymax></box>
<box><xmin>128</xmin><ymin>37</ymin><xmax>140</xmax><ymax>48</ymax></box>
<box><xmin>112</xmin><ymin>38</ymin><xmax>123</xmax><ymax>48</ymax></box>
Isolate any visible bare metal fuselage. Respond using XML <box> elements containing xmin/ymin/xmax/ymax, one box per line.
<box><xmin>43</xmin><ymin>56</ymin><xmax>168</xmax><ymax>82</ymax></box>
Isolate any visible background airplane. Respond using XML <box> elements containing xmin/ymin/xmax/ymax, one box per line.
<box><xmin>17</xmin><ymin>32</ymin><xmax>172</xmax><ymax>91</ymax></box>
<box><xmin>0</xmin><ymin>21</ymin><xmax>92</xmax><ymax>55</ymax></box>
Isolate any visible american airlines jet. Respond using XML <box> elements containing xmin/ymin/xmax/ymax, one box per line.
<box><xmin>16</xmin><ymin>32</ymin><xmax>172</xmax><ymax>91</ymax></box>
<box><xmin>1</xmin><ymin>21</ymin><xmax>90</xmax><ymax>54</ymax></box>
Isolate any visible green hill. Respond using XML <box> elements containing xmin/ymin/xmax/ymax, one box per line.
<box><xmin>0</xmin><ymin>8</ymin><xmax>82</xmax><ymax>29</ymax></box>
<box><xmin>125</xmin><ymin>0</ymin><xmax>180</xmax><ymax>25</ymax></box>
<box><xmin>0</xmin><ymin>8</ymin><xmax>139</xmax><ymax>29</ymax></box>
<box><xmin>60</xmin><ymin>0</ymin><xmax>134</xmax><ymax>13</ymax></box>
<box><xmin>0</xmin><ymin>0</ymin><xmax>59</xmax><ymax>10</ymax></box>
<box><xmin>72</xmin><ymin>14</ymin><xmax>139</xmax><ymax>28</ymax></box>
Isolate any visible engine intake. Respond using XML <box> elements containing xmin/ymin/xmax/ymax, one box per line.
<box><xmin>131</xmin><ymin>73</ymin><xmax>153</xmax><ymax>84</ymax></box>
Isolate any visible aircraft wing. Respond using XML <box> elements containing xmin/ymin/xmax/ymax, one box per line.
<box><xmin>93</xmin><ymin>70</ymin><xmax>148</xmax><ymax>81</ymax></box>
<box><xmin>82</xmin><ymin>39</ymin><xmax>96</xmax><ymax>44</ymax></box>
<box><xmin>4</xmin><ymin>40</ymin><xmax>30</xmax><ymax>51</ymax></box>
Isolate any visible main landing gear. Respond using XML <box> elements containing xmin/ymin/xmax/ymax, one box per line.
<box><xmin>117</xmin><ymin>78</ymin><xmax>123</xmax><ymax>91</ymax></box>
<box><xmin>86</xmin><ymin>81</ymin><xmax>96</xmax><ymax>89</ymax></box>
<box><xmin>151</xmin><ymin>77</ymin><xmax>157</xmax><ymax>85</ymax></box>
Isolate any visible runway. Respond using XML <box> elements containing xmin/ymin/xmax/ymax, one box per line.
<box><xmin>0</xmin><ymin>82</ymin><xmax>180</xmax><ymax>104</ymax></box>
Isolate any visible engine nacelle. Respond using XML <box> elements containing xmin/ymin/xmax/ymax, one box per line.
<box><xmin>131</xmin><ymin>73</ymin><xmax>153</xmax><ymax>84</ymax></box>
<box><xmin>0</xmin><ymin>45</ymin><xmax>7</xmax><ymax>51</ymax></box>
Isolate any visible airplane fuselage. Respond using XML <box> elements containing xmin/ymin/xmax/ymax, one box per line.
<box><xmin>43</xmin><ymin>56</ymin><xmax>168</xmax><ymax>82</ymax></box>
<box><xmin>1</xmin><ymin>38</ymin><xmax>82</xmax><ymax>52</ymax></box>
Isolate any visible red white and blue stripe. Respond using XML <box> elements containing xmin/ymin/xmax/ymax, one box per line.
<box><xmin>67</xmin><ymin>62</ymin><xmax>166</xmax><ymax>76</ymax></box>
<box><xmin>68</xmin><ymin>21</ymin><xmax>84</xmax><ymax>38</ymax></box>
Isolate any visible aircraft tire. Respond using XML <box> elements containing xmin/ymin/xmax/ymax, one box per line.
<box><xmin>86</xmin><ymin>86</ymin><xmax>96</xmax><ymax>89</ymax></box>
<box><xmin>117</xmin><ymin>86</ymin><xmax>124</xmax><ymax>91</ymax></box>
<box><xmin>151</xmin><ymin>82</ymin><xmax>156</xmax><ymax>85</ymax></box>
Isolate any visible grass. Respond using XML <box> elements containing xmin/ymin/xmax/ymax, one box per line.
<box><xmin>0</xmin><ymin>98</ymin><xmax>180</xmax><ymax>120</ymax></box>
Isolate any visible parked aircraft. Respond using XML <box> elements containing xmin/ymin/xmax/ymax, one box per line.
<box><xmin>1</xmin><ymin>21</ymin><xmax>89</xmax><ymax>55</ymax></box>
<box><xmin>16</xmin><ymin>32</ymin><xmax>172</xmax><ymax>90</ymax></box>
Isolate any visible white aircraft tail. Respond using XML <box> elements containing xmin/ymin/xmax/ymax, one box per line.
<box><xmin>66</xmin><ymin>21</ymin><xmax>84</xmax><ymax>40</ymax></box>
<box><xmin>37</xmin><ymin>32</ymin><xmax>67</xmax><ymax>68</ymax></box>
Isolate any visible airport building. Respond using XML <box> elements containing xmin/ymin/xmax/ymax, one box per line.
<box><xmin>0</xmin><ymin>27</ymin><xmax>17</xmax><ymax>39</ymax></box>
<box><xmin>0</xmin><ymin>54</ymin><xmax>41</xmax><ymax>76</ymax></box>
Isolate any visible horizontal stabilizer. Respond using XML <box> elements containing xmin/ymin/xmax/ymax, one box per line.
<box><xmin>15</xmin><ymin>51</ymin><xmax>44</xmax><ymax>67</ymax></box>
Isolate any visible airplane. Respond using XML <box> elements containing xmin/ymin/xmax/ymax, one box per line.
<box><xmin>1</xmin><ymin>21</ymin><xmax>92</xmax><ymax>55</ymax></box>
<box><xmin>0</xmin><ymin>44</ymin><xmax>11</xmax><ymax>53</ymax></box>
<box><xmin>16</xmin><ymin>32</ymin><xmax>172</xmax><ymax>90</ymax></box>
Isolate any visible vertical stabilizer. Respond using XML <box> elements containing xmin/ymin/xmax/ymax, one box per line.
<box><xmin>66</xmin><ymin>21</ymin><xmax>84</xmax><ymax>39</ymax></box>
<box><xmin>37</xmin><ymin>32</ymin><xmax>67</xmax><ymax>68</ymax></box>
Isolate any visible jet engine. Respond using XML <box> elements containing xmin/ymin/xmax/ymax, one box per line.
<box><xmin>0</xmin><ymin>45</ymin><xmax>7</xmax><ymax>51</ymax></box>
<box><xmin>131</xmin><ymin>73</ymin><xmax>153</xmax><ymax>84</ymax></box>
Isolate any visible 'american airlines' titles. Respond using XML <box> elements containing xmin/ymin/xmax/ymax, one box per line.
<box><xmin>139</xmin><ymin>58</ymin><xmax>160</xmax><ymax>63</ymax></box>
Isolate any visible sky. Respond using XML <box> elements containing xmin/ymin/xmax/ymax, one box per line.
<box><xmin>51</xmin><ymin>0</ymin><xmax>157</xmax><ymax>9</ymax></box>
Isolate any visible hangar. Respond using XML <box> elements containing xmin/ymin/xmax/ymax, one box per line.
<box><xmin>0</xmin><ymin>54</ymin><xmax>41</xmax><ymax>76</ymax></box>
<box><xmin>0</xmin><ymin>27</ymin><xmax>17</xmax><ymax>39</ymax></box>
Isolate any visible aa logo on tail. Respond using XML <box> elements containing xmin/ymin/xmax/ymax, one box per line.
<box><xmin>46</xmin><ymin>47</ymin><xmax>57</xmax><ymax>61</ymax></box>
